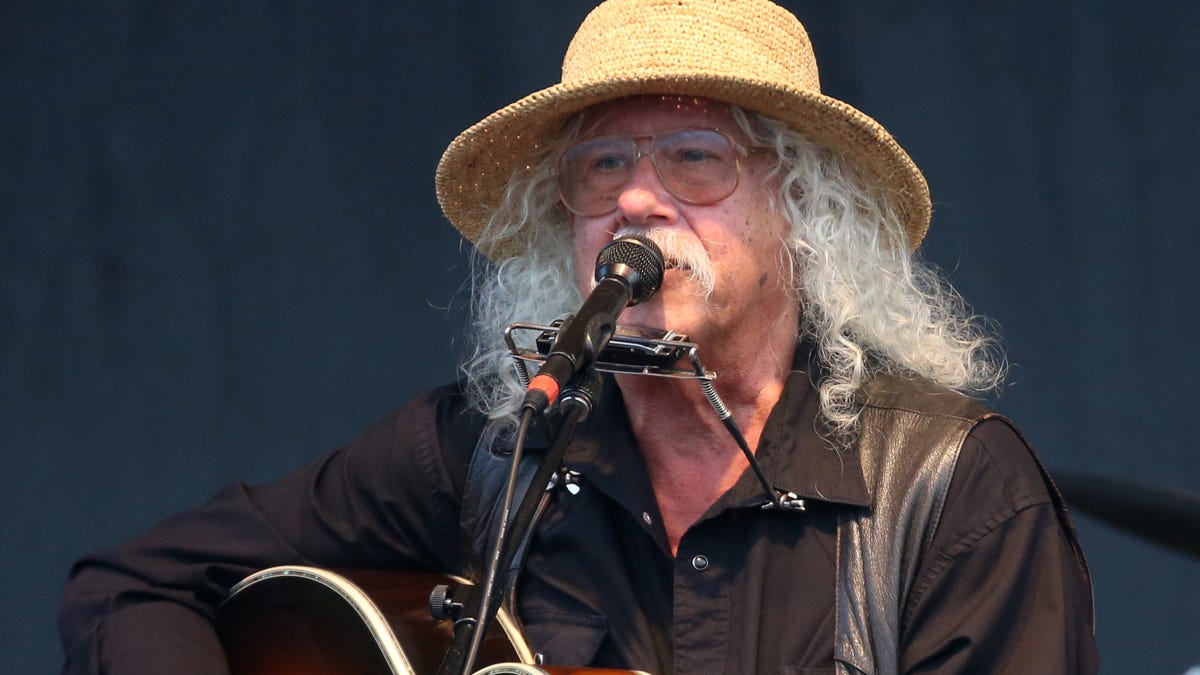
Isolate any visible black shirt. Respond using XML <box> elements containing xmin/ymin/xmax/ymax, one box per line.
<box><xmin>59</xmin><ymin>369</ymin><xmax>1098</xmax><ymax>674</ymax></box>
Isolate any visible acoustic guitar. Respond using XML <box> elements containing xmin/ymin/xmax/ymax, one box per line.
<box><xmin>216</xmin><ymin>565</ymin><xmax>648</xmax><ymax>675</ymax></box>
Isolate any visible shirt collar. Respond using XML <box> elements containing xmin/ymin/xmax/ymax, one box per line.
<box><xmin>735</xmin><ymin>357</ymin><xmax>870</xmax><ymax>508</ymax></box>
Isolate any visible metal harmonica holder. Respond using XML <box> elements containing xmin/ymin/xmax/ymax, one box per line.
<box><xmin>505</xmin><ymin>319</ymin><xmax>734</xmax><ymax>421</ymax></box>
<box><xmin>504</xmin><ymin>319</ymin><xmax>715</xmax><ymax>385</ymax></box>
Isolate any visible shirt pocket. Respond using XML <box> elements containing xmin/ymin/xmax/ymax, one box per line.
<box><xmin>519</xmin><ymin>608</ymin><xmax>608</xmax><ymax>667</ymax></box>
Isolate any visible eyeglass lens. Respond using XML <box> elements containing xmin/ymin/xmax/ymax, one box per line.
<box><xmin>557</xmin><ymin>129</ymin><xmax>742</xmax><ymax>217</ymax></box>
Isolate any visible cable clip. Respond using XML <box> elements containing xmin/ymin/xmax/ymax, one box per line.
<box><xmin>763</xmin><ymin>490</ymin><xmax>806</xmax><ymax>512</ymax></box>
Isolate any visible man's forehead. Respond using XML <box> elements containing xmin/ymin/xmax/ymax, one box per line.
<box><xmin>577</xmin><ymin>94</ymin><xmax>738</xmax><ymax>136</ymax></box>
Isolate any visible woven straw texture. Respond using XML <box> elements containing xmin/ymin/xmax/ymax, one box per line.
<box><xmin>435</xmin><ymin>0</ymin><xmax>931</xmax><ymax>258</ymax></box>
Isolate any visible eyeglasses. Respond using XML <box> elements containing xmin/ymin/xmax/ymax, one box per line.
<box><xmin>556</xmin><ymin>128</ymin><xmax>761</xmax><ymax>217</ymax></box>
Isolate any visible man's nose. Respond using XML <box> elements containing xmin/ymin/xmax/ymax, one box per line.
<box><xmin>616</xmin><ymin>156</ymin><xmax>678</xmax><ymax>224</ymax></box>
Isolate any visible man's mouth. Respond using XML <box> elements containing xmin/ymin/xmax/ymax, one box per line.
<box><xmin>612</xmin><ymin>226</ymin><xmax>715</xmax><ymax>297</ymax></box>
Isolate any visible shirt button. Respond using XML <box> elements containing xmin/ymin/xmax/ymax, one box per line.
<box><xmin>642</xmin><ymin>512</ymin><xmax>653</xmax><ymax>525</ymax></box>
<box><xmin>691</xmin><ymin>554</ymin><xmax>709</xmax><ymax>571</ymax></box>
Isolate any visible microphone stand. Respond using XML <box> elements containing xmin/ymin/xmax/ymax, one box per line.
<box><xmin>439</xmin><ymin>235</ymin><xmax>657</xmax><ymax>674</ymax></box>
<box><xmin>436</xmin><ymin>371</ymin><xmax>604</xmax><ymax>675</ymax></box>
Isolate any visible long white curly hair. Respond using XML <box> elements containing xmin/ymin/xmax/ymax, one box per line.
<box><xmin>458</xmin><ymin>106</ymin><xmax>1005</xmax><ymax>439</ymax></box>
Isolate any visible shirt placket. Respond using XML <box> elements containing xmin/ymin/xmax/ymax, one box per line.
<box><xmin>671</xmin><ymin>519</ymin><xmax>732</xmax><ymax>674</ymax></box>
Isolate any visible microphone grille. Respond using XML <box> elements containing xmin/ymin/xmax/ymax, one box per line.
<box><xmin>595</xmin><ymin>234</ymin><xmax>665</xmax><ymax>305</ymax></box>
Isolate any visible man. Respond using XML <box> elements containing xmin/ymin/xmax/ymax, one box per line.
<box><xmin>59</xmin><ymin>0</ymin><xmax>1098</xmax><ymax>673</ymax></box>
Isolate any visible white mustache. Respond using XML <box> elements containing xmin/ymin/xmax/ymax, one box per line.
<box><xmin>613</xmin><ymin>226</ymin><xmax>715</xmax><ymax>298</ymax></box>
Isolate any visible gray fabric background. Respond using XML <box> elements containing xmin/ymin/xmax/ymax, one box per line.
<box><xmin>5</xmin><ymin>1</ymin><xmax>1198</xmax><ymax>672</ymax></box>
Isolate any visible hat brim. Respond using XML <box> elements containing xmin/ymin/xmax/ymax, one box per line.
<box><xmin>436</xmin><ymin>73</ymin><xmax>930</xmax><ymax>260</ymax></box>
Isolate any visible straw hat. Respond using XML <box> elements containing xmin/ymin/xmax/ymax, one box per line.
<box><xmin>435</xmin><ymin>0</ymin><xmax>930</xmax><ymax>258</ymax></box>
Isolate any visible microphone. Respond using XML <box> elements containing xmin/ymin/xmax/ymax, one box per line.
<box><xmin>522</xmin><ymin>234</ymin><xmax>665</xmax><ymax>412</ymax></box>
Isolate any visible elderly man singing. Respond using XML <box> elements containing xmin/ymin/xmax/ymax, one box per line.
<box><xmin>59</xmin><ymin>1</ymin><xmax>1098</xmax><ymax>673</ymax></box>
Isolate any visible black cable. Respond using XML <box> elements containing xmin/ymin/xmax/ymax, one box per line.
<box><xmin>720</xmin><ymin>417</ymin><xmax>782</xmax><ymax>506</ymax></box>
<box><xmin>456</xmin><ymin>374</ymin><xmax>600</xmax><ymax>674</ymax></box>
<box><xmin>699</xmin><ymin>378</ymin><xmax>797</xmax><ymax>510</ymax></box>
<box><xmin>457</xmin><ymin>405</ymin><xmax>536</xmax><ymax>674</ymax></box>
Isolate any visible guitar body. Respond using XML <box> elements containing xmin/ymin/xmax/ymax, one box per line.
<box><xmin>217</xmin><ymin>566</ymin><xmax>645</xmax><ymax>675</ymax></box>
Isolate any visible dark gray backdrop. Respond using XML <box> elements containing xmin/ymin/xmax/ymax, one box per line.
<box><xmin>5</xmin><ymin>2</ymin><xmax>1199</xmax><ymax>673</ymax></box>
